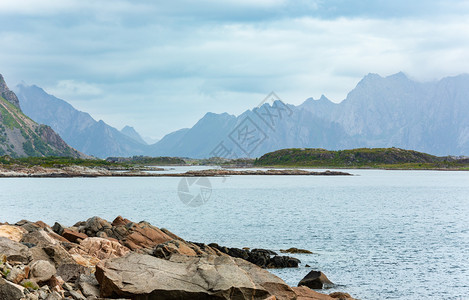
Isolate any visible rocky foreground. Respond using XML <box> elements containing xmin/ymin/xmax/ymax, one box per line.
<box><xmin>0</xmin><ymin>166</ymin><xmax>352</xmax><ymax>178</ymax></box>
<box><xmin>0</xmin><ymin>216</ymin><xmax>355</xmax><ymax>300</ymax></box>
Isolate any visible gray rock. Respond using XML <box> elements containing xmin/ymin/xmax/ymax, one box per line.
<box><xmin>44</xmin><ymin>292</ymin><xmax>62</xmax><ymax>300</ymax></box>
<box><xmin>96</xmin><ymin>253</ymin><xmax>296</xmax><ymax>299</ymax></box>
<box><xmin>21</xmin><ymin>230</ymin><xmax>57</xmax><ymax>247</ymax></box>
<box><xmin>0</xmin><ymin>278</ymin><xmax>25</xmax><ymax>300</ymax></box>
<box><xmin>298</xmin><ymin>270</ymin><xmax>334</xmax><ymax>289</ymax></box>
<box><xmin>68</xmin><ymin>289</ymin><xmax>86</xmax><ymax>300</ymax></box>
<box><xmin>30</xmin><ymin>260</ymin><xmax>56</xmax><ymax>284</ymax></box>
<box><xmin>57</xmin><ymin>264</ymin><xmax>89</xmax><ymax>283</ymax></box>
<box><xmin>51</xmin><ymin>223</ymin><xmax>64</xmax><ymax>236</ymax></box>
<box><xmin>0</xmin><ymin>237</ymin><xmax>32</xmax><ymax>264</ymax></box>
<box><xmin>76</xmin><ymin>275</ymin><xmax>99</xmax><ymax>298</ymax></box>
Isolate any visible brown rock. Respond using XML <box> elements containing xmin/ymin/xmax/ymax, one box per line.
<box><xmin>153</xmin><ymin>240</ymin><xmax>198</xmax><ymax>259</ymax></box>
<box><xmin>280</xmin><ymin>247</ymin><xmax>313</xmax><ymax>254</ymax></box>
<box><xmin>70</xmin><ymin>254</ymin><xmax>100</xmax><ymax>269</ymax></box>
<box><xmin>0</xmin><ymin>225</ymin><xmax>27</xmax><ymax>242</ymax></box>
<box><xmin>293</xmin><ymin>286</ymin><xmax>353</xmax><ymax>300</ymax></box>
<box><xmin>96</xmin><ymin>253</ymin><xmax>296</xmax><ymax>299</ymax></box>
<box><xmin>69</xmin><ymin>237</ymin><xmax>130</xmax><ymax>260</ymax></box>
<box><xmin>330</xmin><ymin>292</ymin><xmax>354</xmax><ymax>299</ymax></box>
<box><xmin>298</xmin><ymin>270</ymin><xmax>334</xmax><ymax>289</ymax></box>
<box><xmin>62</xmin><ymin>229</ymin><xmax>88</xmax><ymax>243</ymax></box>
<box><xmin>111</xmin><ymin>216</ymin><xmax>131</xmax><ymax>226</ymax></box>
<box><xmin>120</xmin><ymin>222</ymin><xmax>173</xmax><ymax>251</ymax></box>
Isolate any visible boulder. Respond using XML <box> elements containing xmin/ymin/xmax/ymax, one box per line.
<box><xmin>0</xmin><ymin>237</ymin><xmax>31</xmax><ymax>264</ymax></box>
<box><xmin>0</xmin><ymin>278</ymin><xmax>25</xmax><ymax>300</ymax></box>
<box><xmin>111</xmin><ymin>216</ymin><xmax>131</xmax><ymax>226</ymax></box>
<box><xmin>96</xmin><ymin>253</ymin><xmax>296</xmax><ymax>299</ymax></box>
<box><xmin>267</xmin><ymin>255</ymin><xmax>301</xmax><ymax>268</ymax></box>
<box><xmin>119</xmin><ymin>221</ymin><xmax>173</xmax><ymax>251</ymax></box>
<box><xmin>76</xmin><ymin>274</ymin><xmax>100</xmax><ymax>298</ymax></box>
<box><xmin>81</xmin><ymin>217</ymin><xmax>112</xmax><ymax>237</ymax></box>
<box><xmin>56</xmin><ymin>264</ymin><xmax>90</xmax><ymax>282</ymax></box>
<box><xmin>153</xmin><ymin>240</ymin><xmax>198</xmax><ymax>259</ymax></box>
<box><xmin>29</xmin><ymin>260</ymin><xmax>56</xmax><ymax>284</ymax></box>
<box><xmin>30</xmin><ymin>244</ymin><xmax>76</xmax><ymax>267</ymax></box>
<box><xmin>0</xmin><ymin>225</ymin><xmax>26</xmax><ymax>242</ymax></box>
<box><xmin>51</xmin><ymin>223</ymin><xmax>64</xmax><ymax>236</ymax></box>
<box><xmin>298</xmin><ymin>270</ymin><xmax>334</xmax><ymax>289</ymax></box>
<box><xmin>21</xmin><ymin>230</ymin><xmax>58</xmax><ymax>247</ymax></box>
<box><xmin>62</xmin><ymin>229</ymin><xmax>88</xmax><ymax>243</ymax></box>
<box><xmin>69</xmin><ymin>237</ymin><xmax>130</xmax><ymax>260</ymax></box>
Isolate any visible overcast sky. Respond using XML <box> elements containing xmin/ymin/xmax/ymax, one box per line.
<box><xmin>1</xmin><ymin>0</ymin><xmax>469</xmax><ymax>139</ymax></box>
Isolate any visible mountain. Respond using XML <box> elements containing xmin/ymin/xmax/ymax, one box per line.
<box><xmin>150</xmin><ymin>73</ymin><xmax>469</xmax><ymax>157</ymax></box>
<box><xmin>0</xmin><ymin>74</ymin><xmax>85</xmax><ymax>158</ymax></box>
<box><xmin>121</xmin><ymin>126</ymin><xmax>147</xmax><ymax>145</ymax></box>
<box><xmin>15</xmin><ymin>84</ymin><xmax>151</xmax><ymax>158</ymax></box>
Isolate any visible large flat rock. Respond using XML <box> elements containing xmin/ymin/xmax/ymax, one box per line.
<box><xmin>96</xmin><ymin>252</ymin><xmax>296</xmax><ymax>299</ymax></box>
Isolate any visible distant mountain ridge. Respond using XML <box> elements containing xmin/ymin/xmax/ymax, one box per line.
<box><xmin>15</xmin><ymin>72</ymin><xmax>469</xmax><ymax>158</ymax></box>
<box><xmin>0</xmin><ymin>74</ymin><xmax>85</xmax><ymax>158</ymax></box>
<box><xmin>15</xmin><ymin>84</ymin><xmax>151</xmax><ymax>158</ymax></box>
<box><xmin>150</xmin><ymin>72</ymin><xmax>469</xmax><ymax>157</ymax></box>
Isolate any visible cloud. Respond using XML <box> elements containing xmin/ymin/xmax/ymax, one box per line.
<box><xmin>48</xmin><ymin>80</ymin><xmax>103</xmax><ymax>98</ymax></box>
<box><xmin>1</xmin><ymin>1</ymin><xmax>469</xmax><ymax>138</ymax></box>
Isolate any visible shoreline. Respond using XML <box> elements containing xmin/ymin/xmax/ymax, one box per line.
<box><xmin>0</xmin><ymin>166</ymin><xmax>352</xmax><ymax>178</ymax></box>
<box><xmin>0</xmin><ymin>216</ymin><xmax>356</xmax><ymax>299</ymax></box>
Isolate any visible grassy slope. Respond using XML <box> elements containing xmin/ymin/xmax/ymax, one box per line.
<box><xmin>0</xmin><ymin>96</ymin><xmax>76</xmax><ymax>157</ymax></box>
<box><xmin>254</xmin><ymin>148</ymin><xmax>469</xmax><ymax>170</ymax></box>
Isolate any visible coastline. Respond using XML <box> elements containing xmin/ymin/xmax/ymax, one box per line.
<box><xmin>0</xmin><ymin>216</ymin><xmax>356</xmax><ymax>299</ymax></box>
<box><xmin>0</xmin><ymin>165</ymin><xmax>352</xmax><ymax>178</ymax></box>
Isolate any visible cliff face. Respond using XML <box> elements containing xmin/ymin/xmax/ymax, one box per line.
<box><xmin>0</xmin><ymin>74</ymin><xmax>87</xmax><ymax>158</ymax></box>
<box><xmin>0</xmin><ymin>74</ymin><xmax>20</xmax><ymax>109</ymax></box>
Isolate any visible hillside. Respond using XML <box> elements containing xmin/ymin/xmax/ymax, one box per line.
<box><xmin>254</xmin><ymin>148</ymin><xmax>469</xmax><ymax>169</ymax></box>
<box><xmin>0</xmin><ymin>75</ymin><xmax>85</xmax><ymax>158</ymax></box>
<box><xmin>15</xmin><ymin>84</ymin><xmax>151</xmax><ymax>158</ymax></box>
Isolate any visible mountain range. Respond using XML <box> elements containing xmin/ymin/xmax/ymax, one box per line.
<box><xmin>14</xmin><ymin>72</ymin><xmax>469</xmax><ymax>158</ymax></box>
<box><xmin>15</xmin><ymin>84</ymin><xmax>151</xmax><ymax>158</ymax></box>
<box><xmin>150</xmin><ymin>72</ymin><xmax>469</xmax><ymax>157</ymax></box>
<box><xmin>0</xmin><ymin>74</ymin><xmax>85</xmax><ymax>158</ymax></box>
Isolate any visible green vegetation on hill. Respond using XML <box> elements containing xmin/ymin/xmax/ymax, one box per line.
<box><xmin>106</xmin><ymin>156</ymin><xmax>186</xmax><ymax>165</ymax></box>
<box><xmin>0</xmin><ymin>156</ymin><xmax>120</xmax><ymax>168</ymax></box>
<box><xmin>254</xmin><ymin>148</ymin><xmax>469</xmax><ymax>170</ymax></box>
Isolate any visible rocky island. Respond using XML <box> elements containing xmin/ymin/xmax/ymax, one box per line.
<box><xmin>0</xmin><ymin>165</ymin><xmax>352</xmax><ymax>178</ymax></box>
<box><xmin>0</xmin><ymin>216</ymin><xmax>355</xmax><ymax>300</ymax></box>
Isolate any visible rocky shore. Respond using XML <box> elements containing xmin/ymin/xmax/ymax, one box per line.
<box><xmin>0</xmin><ymin>166</ymin><xmax>352</xmax><ymax>178</ymax></box>
<box><xmin>0</xmin><ymin>216</ymin><xmax>356</xmax><ymax>300</ymax></box>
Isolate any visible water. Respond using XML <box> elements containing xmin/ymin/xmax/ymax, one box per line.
<box><xmin>1</xmin><ymin>169</ymin><xmax>468</xmax><ymax>299</ymax></box>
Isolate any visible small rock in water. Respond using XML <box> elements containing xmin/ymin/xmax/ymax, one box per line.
<box><xmin>280</xmin><ymin>247</ymin><xmax>313</xmax><ymax>254</ymax></box>
<box><xmin>298</xmin><ymin>270</ymin><xmax>334</xmax><ymax>289</ymax></box>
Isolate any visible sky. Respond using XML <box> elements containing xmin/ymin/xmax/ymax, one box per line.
<box><xmin>1</xmin><ymin>0</ymin><xmax>469</xmax><ymax>140</ymax></box>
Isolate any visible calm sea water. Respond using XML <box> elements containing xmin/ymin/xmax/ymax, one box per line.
<box><xmin>1</xmin><ymin>168</ymin><xmax>468</xmax><ymax>299</ymax></box>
